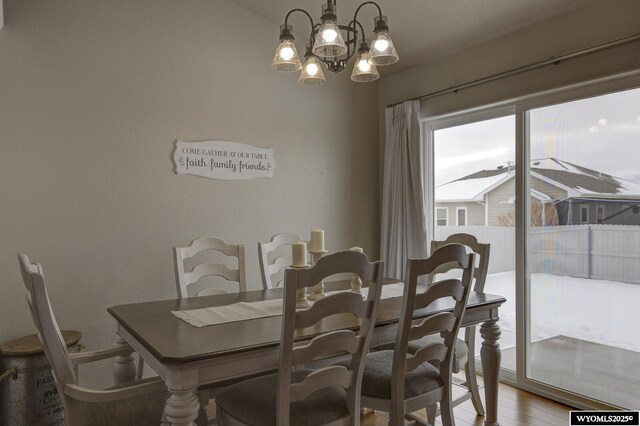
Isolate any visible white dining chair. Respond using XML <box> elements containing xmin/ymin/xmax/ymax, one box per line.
<box><xmin>343</xmin><ymin>244</ymin><xmax>475</xmax><ymax>426</ymax></box>
<box><xmin>415</xmin><ymin>233</ymin><xmax>490</xmax><ymax>421</ymax></box>
<box><xmin>174</xmin><ymin>236</ymin><xmax>247</xmax><ymax>298</ymax></box>
<box><xmin>17</xmin><ymin>253</ymin><xmax>208</xmax><ymax>426</ymax></box>
<box><xmin>215</xmin><ymin>250</ymin><xmax>385</xmax><ymax>426</ymax></box>
<box><xmin>258</xmin><ymin>232</ymin><xmax>307</xmax><ymax>290</ymax></box>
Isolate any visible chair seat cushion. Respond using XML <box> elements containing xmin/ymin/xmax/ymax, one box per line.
<box><xmin>337</xmin><ymin>350</ymin><xmax>441</xmax><ymax>400</ymax></box>
<box><xmin>215</xmin><ymin>369</ymin><xmax>349</xmax><ymax>426</ymax></box>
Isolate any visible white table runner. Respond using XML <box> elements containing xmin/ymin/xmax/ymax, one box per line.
<box><xmin>172</xmin><ymin>283</ymin><xmax>405</xmax><ymax>328</ymax></box>
<box><xmin>172</xmin><ymin>299</ymin><xmax>284</xmax><ymax>328</ymax></box>
<box><xmin>363</xmin><ymin>282</ymin><xmax>404</xmax><ymax>299</ymax></box>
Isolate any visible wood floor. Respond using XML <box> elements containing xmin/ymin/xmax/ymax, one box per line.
<box><xmin>361</xmin><ymin>374</ymin><xmax>574</xmax><ymax>426</ymax></box>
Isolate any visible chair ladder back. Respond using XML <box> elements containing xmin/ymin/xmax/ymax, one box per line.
<box><xmin>391</xmin><ymin>244</ymin><xmax>475</xmax><ymax>400</ymax></box>
<box><xmin>174</xmin><ymin>237</ymin><xmax>246</xmax><ymax>298</ymax></box>
<box><xmin>413</xmin><ymin>278</ymin><xmax>465</xmax><ymax>311</ymax></box>
<box><xmin>266</xmin><ymin>255</ymin><xmax>292</xmax><ymax>288</ymax></box>
<box><xmin>258</xmin><ymin>233</ymin><xmax>305</xmax><ymax>289</ymax></box>
<box><xmin>430</xmin><ymin>233</ymin><xmax>490</xmax><ymax>292</ymax></box>
<box><xmin>276</xmin><ymin>251</ymin><xmax>384</xmax><ymax>425</ymax></box>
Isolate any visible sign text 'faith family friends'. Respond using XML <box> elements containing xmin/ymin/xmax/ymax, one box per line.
<box><xmin>173</xmin><ymin>140</ymin><xmax>274</xmax><ymax>180</ymax></box>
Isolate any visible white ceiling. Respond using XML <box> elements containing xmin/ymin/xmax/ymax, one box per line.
<box><xmin>232</xmin><ymin>0</ymin><xmax>592</xmax><ymax>75</ymax></box>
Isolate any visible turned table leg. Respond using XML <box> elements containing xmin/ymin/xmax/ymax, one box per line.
<box><xmin>480</xmin><ymin>319</ymin><xmax>501</xmax><ymax>426</ymax></box>
<box><xmin>164</xmin><ymin>387</ymin><xmax>200</xmax><ymax>426</ymax></box>
<box><xmin>112</xmin><ymin>333</ymin><xmax>136</xmax><ymax>385</ymax></box>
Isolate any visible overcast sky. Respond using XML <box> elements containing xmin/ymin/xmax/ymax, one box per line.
<box><xmin>433</xmin><ymin>87</ymin><xmax>640</xmax><ymax>186</ymax></box>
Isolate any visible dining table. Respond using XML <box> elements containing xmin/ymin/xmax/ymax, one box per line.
<box><xmin>108</xmin><ymin>280</ymin><xmax>506</xmax><ymax>426</ymax></box>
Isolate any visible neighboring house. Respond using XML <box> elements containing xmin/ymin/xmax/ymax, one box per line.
<box><xmin>435</xmin><ymin>158</ymin><xmax>640</xmax><ymax>226</ymax></box>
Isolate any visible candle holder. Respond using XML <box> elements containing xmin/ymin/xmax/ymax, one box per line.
<box><xmin>349</xmin><ymin>247</ymin><xmax>364</xmax><ymax>294</ymax></box>
<box><xmin>290</xmin><ymin>264</ymin><xmax>311</xmax><ymax>309</ymax></box>
<box><xmin>350</xmin><ymin>273</ymin><xmax>363</xmax><ymax>294</ymax></box>
<box><xmin>307</xmin><ymin>250</ymin><xmax>328</xmax><ymax>301</ymax></box>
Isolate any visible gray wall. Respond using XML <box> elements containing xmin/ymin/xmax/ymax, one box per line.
<box><xmin>0</xmin><ymin>0</ymin><xmax>379</xmax><ymax>386</ymax></box>
<box><xmin>487</xmin><ymin>179</ymin><xmax>514</xmax><ymax>226</ymax></box>
<box><xmin>435</xmin><ymin>202</ymin><xmax>484</xmax><ymax>226</ymax></box>
<box><xmin>379</xmin><ymin>1</ymin><xmax>640</xmax><ymax>118</ymax></box>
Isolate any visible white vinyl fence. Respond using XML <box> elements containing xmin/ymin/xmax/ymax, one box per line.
<box><xmin>435</xmin><ymin>225</ymin><xmax>640</xmax><ymax>284</ymax></box>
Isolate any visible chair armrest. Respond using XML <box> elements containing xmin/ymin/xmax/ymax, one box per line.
<box><xmin>64</xmin><ymin>378</ymin><xmax>165</xmax><ymax>403</ymax></box>
<box><xmin>68</xmin><ymin>345</ymin><xmax>134</xmax><ymax>365</ymax></box>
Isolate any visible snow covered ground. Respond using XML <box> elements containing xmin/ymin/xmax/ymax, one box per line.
<box><xmin>474</xmin><ymin>271</ymin><xmax>640</xmax><ymax>355</ymax></box>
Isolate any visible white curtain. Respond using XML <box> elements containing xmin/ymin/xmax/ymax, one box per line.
<box><xmin>380</xmin><ymin>101</ymin><xmax>428</xmax><ymax>279</ymax></box>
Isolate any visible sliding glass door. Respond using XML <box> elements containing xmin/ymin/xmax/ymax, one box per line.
<box><xmin>424</xmin><ymin>76</ymin><xmax>640</xmax><ymax>410</ymax></box>
<box><xmin>524</xmin><ymin>86</ymin><xmax>640</xmax><ymax>409</ymax></box>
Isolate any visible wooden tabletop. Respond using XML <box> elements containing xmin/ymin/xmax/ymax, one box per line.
<box><xmin>108</xmin><ymin>281</ymin><xmax>505</xmax><ymax>365</ymax></box>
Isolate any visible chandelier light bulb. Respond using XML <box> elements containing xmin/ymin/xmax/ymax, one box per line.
<box><xmin>306</xmin><ymin>62</ymin><xmax>319</xmax><ymax>76</ymax></box>
<box><xmin>279</xmin><ymin>46</ymin><xmax>294</xmax><ymax>60</ymax></box>
<box><xmin>322</xmin><ymin>28</ymin><xmax>338</xmax><ymax>42</ymax></box>
<box><xmin>357</xmin><ymin>59</ymin><xmax>371</xmax><ymax>72</ymax></box>
<box><xmin>373</xmin><ymin>39</ymin><xmax>389</xmax><ymax>52</ymax></box>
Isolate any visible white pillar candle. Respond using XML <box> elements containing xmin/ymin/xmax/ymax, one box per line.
<box><xmin>292</xmin><ymin>242</ymin><xmax>308</xmax><ymax>267</ymax></box>
<box><xmin>349</xmin><ymin>246</ymin><xmax>364</xmax><ymax>253</ymax></box>
<box><xmin>310</xmin><ymin>228</ymin><xmax>325</xmax><ymax>252</ymax></box>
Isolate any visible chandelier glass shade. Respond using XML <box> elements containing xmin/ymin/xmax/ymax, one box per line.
<box><xmin>271</xmin><ymin>0</ymin><xmax>398</xmax><ymax>85</ymax></box>
<box><xmin>313</xmin><ymin>19</ymin><xmax>348</xmax><ymax>58</ymax></box>
<box><xmin>369</xmin><ymin>18</ymin><xmax>399</xmax><ymax>65</ymax></box>
<box><xmin>351</xmin><ymin>41</ymin><xmax>379</xmax><ymax>82</ymax></box>
<box><xmin>299</xmin><ymin>53</ymin><xmax>327</xmax><ymax>85</ymax></box>
<box><xmin>271</xmin><ymin>31</ymin><xmax>302</xmax><ymax>72</ymax></box>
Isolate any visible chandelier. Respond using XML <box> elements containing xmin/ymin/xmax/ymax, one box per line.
<box><xmin>271</xmin><ymin>0</ymin><xmax>399</xmax><ymax>85</ymax></box>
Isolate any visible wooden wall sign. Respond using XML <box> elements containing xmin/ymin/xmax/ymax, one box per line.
<box><xmin>173</xmin><ymin>140</ymin><xmax>274</xmax><ymax>180</ymax></box>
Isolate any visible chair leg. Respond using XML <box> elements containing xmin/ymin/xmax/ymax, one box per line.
<box><xmin>465</xmin><ymin>362</ymin><xmax>485</xmax><ymax>416</ymax></box>
<box><xmin>464</xmin><ymin>330</ymin><xmax>485</xmax><ymax>416</ymax></box>
<box><xmin>425</xmin><ymin>405</ymin><xmax>437</xmax><ymax>426</ymax></box>
<box><xmin>439</xmin><ymin>400</ymin><xmax>455</xmax><ymax>426</ymax></box>
<box><xmin>198</xmin><ymin>390</ymin><xmax>210</xmax><ymax>418</ymax></box>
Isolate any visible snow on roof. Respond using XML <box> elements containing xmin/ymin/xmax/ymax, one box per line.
<box><xmin>435</xmin><ymin>172</ymin><xmax>510</xmax><ymax>202</ymax></box>
<box><xmin>436</xmin><ymin>158</ymin><xmax>640</xmax><ymax>202</ymax></box>
<box><xmin>530</xmin><ymin>158</ymin><xmax>583</xmax><ymax>173</ymax></box>
<box><xmin>616</xmin><ymin>180</ymin><xmax>640</xmax><ymax>196</ymax></box>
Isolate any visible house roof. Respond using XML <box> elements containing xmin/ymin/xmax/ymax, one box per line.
<box><xmin>435</xmin><ymin>171</ymin><xmax>513</xmax><ymax>202</ymax></box>
<box><xmin>435</xmin><ymin>158</ymin><xmax>640</xmax><ymax>202</ymax></box>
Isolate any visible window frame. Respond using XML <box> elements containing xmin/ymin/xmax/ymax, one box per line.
<box><xmin>580</xmin><ymin>205</ymin><xmax>589</xmax><ymax>224</ymax></box>
<box><xmin>456</xmin><ymin>206</ymin><xmax>468</xmax><ymax>226</ymax></box>
<box><xmin>436</xmin><ymin>207</ymin><xmax>448</xmax><ymax>226</ymax></box>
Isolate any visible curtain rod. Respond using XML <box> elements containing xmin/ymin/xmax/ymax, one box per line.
<box><xmin>386</xmin><ymin>32</ymin><xmax>640</xmax><ymax>108</ymax></box>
